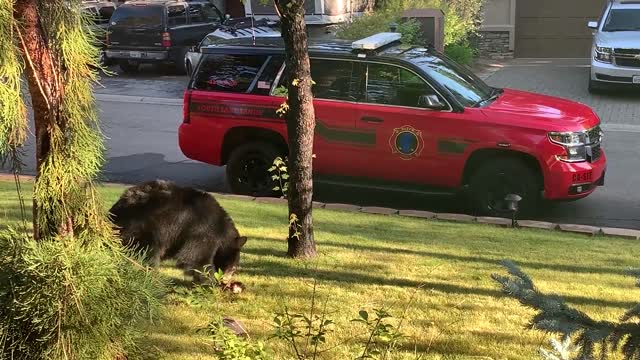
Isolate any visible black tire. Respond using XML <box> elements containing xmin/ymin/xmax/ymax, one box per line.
<box><xmin>468</xmin><ymin>158</ymin><xmax>541</xmax><ymax>218</ymax></box>
<box><xmin>226</xmin><ymin>142</ymin><xmax>283</xmax><ymax>197</ymax></box>
<box><xmin>588</xmin><ymin>78</ymin><xmax>604</xmax><ymax>94</ymax></box>
<box><xmin>174</xmin><ymin>48</ymin><xmax>189</xmax><ymax>75</ymax></box>
<box><xmin>119</xmin><ymin>61</ymin><xmax>140</xmax><ymax>74</ymax></box>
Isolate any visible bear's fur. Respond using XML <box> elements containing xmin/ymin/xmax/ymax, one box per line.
<box><xmin>108</xmin><ymin>180</ymin><xmax>247</xmax><ymax>281</ymax></box>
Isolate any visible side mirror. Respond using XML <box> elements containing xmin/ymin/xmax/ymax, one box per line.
<box><xmin>418</xmin><ymin>94</ymin><xmax>446</xmax><ymax>110</ymax></box>
<box><xmin>587</xmin><ymin>21</ymin><xmax>598</xmax><ymax>30</ymax></box>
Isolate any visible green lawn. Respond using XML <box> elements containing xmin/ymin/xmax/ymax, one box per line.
<box><xmin>1</xmin><ymin>179</ymin><xmax>638</xmax><ymax>359</ymax></box>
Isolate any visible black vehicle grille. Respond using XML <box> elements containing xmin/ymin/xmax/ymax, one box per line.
<box><xmin>615</xmin><ymin>57</ymin><xmax>640</xmax><ymax>68</ymax></box>
<box><xmin>586</xmin><ymin>125</ymin><xmax>602</xmax><ymax>163</ymax></box>
<box><xmin>615</xmin><ymin>48</ymin><xmax>640</xmax><ymax>55</ymax></box>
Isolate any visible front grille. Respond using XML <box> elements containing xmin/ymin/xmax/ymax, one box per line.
<box><xmin>586</xmin><ymin>125</ymin><xmax>602</xmax><ymax>162</ymax></box>
<box><xmin>615</xmin><ymin>48</ymin><xmax>640</xmax><ymax>55</ymax></box>
<box><xmin>615</xmin><ymin>57</ymin><xmax>640</xmax><ymax>68</ymax></box>
<box><xmin>585</xmin><ymin>125</ymin><xmax>602</xmax><ymax>145</ymax></box>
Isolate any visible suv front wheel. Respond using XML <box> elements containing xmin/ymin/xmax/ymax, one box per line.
<box><xmin>468</xmin><ymin>158</ymin><xmax>541</xmax><ymax>218</ymax></box>
<box><xmin>226</xmin><ymin>142</ymin><xmax>282</xmax><ymax>197</ymax></box>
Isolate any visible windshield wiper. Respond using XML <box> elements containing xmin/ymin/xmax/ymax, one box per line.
<box><xmin>472</xmin><ymin>88</ymin><xmax>503</xmax><ymax>108</ymax></box>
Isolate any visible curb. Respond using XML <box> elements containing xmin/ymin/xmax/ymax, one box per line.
<box><xmin>94</xmin><ymin>93</ymin><xmax>182</xmax><ymax>106</ymax></box>
<box><xmin>1</xmin><ymin>174</ymin><xmax>639</xmax><ymax>240</ymax></box>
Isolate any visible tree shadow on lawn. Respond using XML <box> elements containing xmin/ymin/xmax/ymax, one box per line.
<box><xmin>395</xmin><ymin>328</ymin><xmax>542</xmax><ymax>359</ymax></box>
<box><xmin>320</xmin><ymin>241</ymin><xmax>634</xmax><ymax>277</ymax></box>
<box><xmin>241</xmin><ymin>245</ymin><xmax>636</xmax><ymax>309</ymax></box>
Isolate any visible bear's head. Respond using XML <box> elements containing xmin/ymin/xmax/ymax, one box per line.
<box><xmin>214</xmin><ymin>236</ymin><xmax>248</xmax><ymax>277</ymax></box>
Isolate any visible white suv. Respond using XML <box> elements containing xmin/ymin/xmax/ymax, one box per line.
<box><xmin>588</xmin><ymin>0</ymin><xmax>640</xmax><ymax>92</ymax></box>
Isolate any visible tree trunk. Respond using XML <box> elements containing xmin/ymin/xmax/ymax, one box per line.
<box><xmin>14</xmin><ymin>0</ymin><xmax>67</xmax><ymax>240</ymax></box>
<box><xmin>276</xmin><ymin>0</ymin><xmax>317</xmax><ymax>258</ymax></box>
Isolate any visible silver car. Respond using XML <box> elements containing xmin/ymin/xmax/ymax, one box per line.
<box><xmin>185</xmin><ymin>21</ymin><xmax>281</xmax><ymax>76</ymax></box>
<box><xmin>588</xmin><ymin>0</ymin><xmax>640</xmax><ymax>92</ymax></box>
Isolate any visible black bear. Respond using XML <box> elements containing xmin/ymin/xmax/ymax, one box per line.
<box><xmin>108</xmin><ymin>180</ymin><xmax>247</xmax><ymax>281</ymax></box>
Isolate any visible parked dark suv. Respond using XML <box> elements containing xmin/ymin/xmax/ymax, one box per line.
<box><xmin>105</xmin><ymin>0</ymin><xmax>224</xmax><ymax>74</ymax></box>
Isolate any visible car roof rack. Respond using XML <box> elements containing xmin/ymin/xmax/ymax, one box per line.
<box><xmin>351</xmin><ymin>32</ymin><xmax>402</xmax><ymax>56</ymax></box>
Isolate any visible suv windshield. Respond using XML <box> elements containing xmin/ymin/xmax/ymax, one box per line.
<box><xmin>410</xmin><ymin>51</ymin><xmax>494</xmax><ymax>107</ymax></box>
<box><xmin>110</xmin><ymin>5</ymin><xmax>164</xmax><ymax>28</ymax></box>
<box><xmin>603</xmin><ymin>9</ymin><xmax>640</xmax><ymax>31</ymax></box>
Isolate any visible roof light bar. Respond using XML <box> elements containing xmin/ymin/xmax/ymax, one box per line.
<box><xmin>352</xmin><ymin>32</ymin><xmax>402</xmax><ymax>50</ymax></box>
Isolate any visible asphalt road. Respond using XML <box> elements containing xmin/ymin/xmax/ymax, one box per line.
<box><xmin>4</xmin><ymin>62</ymin><xmax>640</xmax><ymax>229</ymax></box>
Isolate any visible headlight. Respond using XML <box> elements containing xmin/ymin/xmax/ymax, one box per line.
<box><xmin>595</xmin><ymin>46</ymin><xmax>612</xmax><ymax>63</ymax></box>
<box><xmin>549</xmin><ymin>131</ymin><xmax>587</xmax><ymax>162</ymax></box>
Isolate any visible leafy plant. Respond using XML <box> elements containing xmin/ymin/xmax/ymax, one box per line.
<box><xmin>352</xmin><ymin>308</ymin><xmax>405</xmax><ymax>359</ymax></box>
<box><xmin>493</xmin><ymin>261</ymin><xmax>640</xmax><ymax>360</ymax></box>
<box><xmin>270</xmin><ymin>279</ymin><xmax>335</xmax><ymax>359</ymax></box>
<box><xmin>269</xmin><ymin>156</ymin><xmax>290</xmax><ymax>198</ymax></box>
<box><xmin>173</xmin><ymin>267</ymin><xmax>227</xmax><ymax>308</ymax></box>
<box><xmin>200</xmin><ymin>319</ymin><xmax>268</xmax><ymax>360</ymax></box>
<box><xmin>444</xmin><ymin>43</ymin><xmax>476</xmax><ymax>66</ymax></box>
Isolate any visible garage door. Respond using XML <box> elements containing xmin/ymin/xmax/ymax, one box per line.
<box><xmin>516</xmin><ymin>0</ymin><xmax>606</xmax><ymax>58</ymax></box>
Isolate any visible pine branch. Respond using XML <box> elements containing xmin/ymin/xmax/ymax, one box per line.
<box><xmin>492</xmin><ymin>261</ymin><xmax>640</xmax><ymax>360</ymax></box>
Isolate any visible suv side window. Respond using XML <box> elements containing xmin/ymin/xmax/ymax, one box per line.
<box><xmin>365</xmin><ymin>63</ymin><xmax>441</xmax><ymax>108</ymax></box>
<box><xmin>309</xmin><ymin>59</ymin><xmax>363</xmax><ymax>101</ymax></box>
<box><xmin>193</xmin><ymin>54</ymin><xmax>272</xmax><ymax>94</ymax></box>
<box><xmin>168</xmin><ymin>5</ymin><xmax>187</xmax><ymax>26</ymax></box>
<box><xmin>189</xmin><ymin>3</ymin><xmax>221</xmax><ymax>23</ymax></box>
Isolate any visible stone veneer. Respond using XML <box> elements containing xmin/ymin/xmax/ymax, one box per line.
<box><xmin>476</xmin><ymin>30</ymin><xmax>514</xmax><ymax>59</ymax></box>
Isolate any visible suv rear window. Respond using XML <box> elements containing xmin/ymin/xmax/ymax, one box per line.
<box><xmin>110</xmin><ymin>5</ymin><xmax>164</xmax><ymax>28</ymax></box>
<box><xmin>193</xmin><ymin>54</ymin><xmax>282</xmax><ymax>95</ymax></box>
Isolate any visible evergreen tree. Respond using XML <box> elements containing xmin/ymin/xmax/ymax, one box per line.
<box><xmin>493</xmin><ymin>260</ymin><xmax>640</xmax><ymax>360</ymax></box>
<box><xmin>0</xmin><ymin>0</ymin><xmax>108</xmax><ymax>240</ymax></box>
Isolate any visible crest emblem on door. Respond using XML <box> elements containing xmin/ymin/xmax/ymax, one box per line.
<box><xmin>389</xmin><ymin>125</ymin><xmax>424</xmax><ymax>160</ymax></box>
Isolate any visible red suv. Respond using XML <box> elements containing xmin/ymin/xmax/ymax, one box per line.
<box><xmin>178</xmin><ymin>33</ymin><xmax>607</xmax><ymax>216</ymax></box>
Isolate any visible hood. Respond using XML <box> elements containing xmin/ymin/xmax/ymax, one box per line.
<box><xmin>482</xmin><ymin>89</ymin><xmax>600</xmax><ymax>131</ymax></box>
<box><xmin>595</xmin><ymin>31</ymin><xmax>640</xmax><ymax>49</ymax></box>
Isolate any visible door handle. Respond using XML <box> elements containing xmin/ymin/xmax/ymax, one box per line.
<box><xmin>361</xmin><ymin>116</ymin><xmax>384</xmax><ymax>123</ymax></box>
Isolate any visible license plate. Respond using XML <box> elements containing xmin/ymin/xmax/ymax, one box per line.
<box><xmin>634</xmin><ymin>75</ymin><xmax>640</xmax><ymax>84</ymax></box>
<box><xmin>130</xmin><ymin>51</ymin><xmax>141</xmax><ymax>58</ymax></box>
<box><xmin>572</xmin><ymin>171</ymin><xmax>593</xmax><ymax>183</ymax></box>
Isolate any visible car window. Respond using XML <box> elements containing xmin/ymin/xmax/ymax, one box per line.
<box><xmin>254</xmin><ymin>56</ymin><xmax>284</xmax><ymax>96</ymax></box>
<box><xmin>168</xmin><ymin>5</ymin><xmax>187</xmax><ymax>26</ymax></box>
<box><xmin>189</xmin><ymin>3</ymin><xmax>222</xmax><ymax>23</ymax></box>
<box><xmin>602</xmin><ymin>9</ymin><xmax>640</xmax><ymax>31</ymax></box>
<box><xmin>309</xmin><ymin>59</ymin><xmax>363</xmax><ymax>101</ymax></box>
<box><xmin>110</xmin><ymin>5</ymin><xmax>164</xmax><ymax>28</ymax></box>
<box><xmin>410</xmin><ymin>51</ymin><xmax>493</xmax><ymax>108</ymax></box>
<box><xmin>201</xmin><ymin>35</ymin><xmax>218</xmax><ymax>47</ymax></box>
<box><xmin>193</xmin><ymin>54</ymin><xmax>270</xmax><ymax>94</ymax></box>
<box><xmin>365</xmin><ymin>63</ymin><xmax>440</xmax><ymax>108</ymax></box>
<box><xmin>98</xmin><ymin>5</ymin><xmax>115</xmax><ymax>23</ymax></box>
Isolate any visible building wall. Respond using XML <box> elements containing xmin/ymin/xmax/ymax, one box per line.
<box><xmin>477</xmin><ymin>0</ymin><xmax>515</xmax><ymax>59</ymax></box>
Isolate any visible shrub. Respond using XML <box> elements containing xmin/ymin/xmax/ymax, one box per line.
<box><xmin>336</xmin><ymin>0</ymin><xmax>484</xmax><ymax>47</ymax></box>
<box><xmin>444</xmin><ymin>43</ymin><xmax>475</xmax><ymax>65</ymax></box>
<box><xmin>0</xmin><ymin>229</ymin><xmax>166</xmax><ymax>360</ymax></box>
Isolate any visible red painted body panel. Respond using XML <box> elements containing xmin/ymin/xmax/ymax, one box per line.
<box><xmin>178</xmin><ymin>87</ymin><xmax>607</xmax><ymax>201</ymax></box>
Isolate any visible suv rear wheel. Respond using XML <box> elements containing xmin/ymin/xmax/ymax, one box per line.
<box><xmin>119</xmin><ymin>61</ymin><xmax>140</xmax><ymax>74</ymax></box>
<box><xmin>468</xmin><ymin>158</ymin><xmax>541</xmax><ymax>217</ymax></box>
<box><xmin>226</xmin><ymin>142</ymin><xmax>282</xmax><ymax>197</ymax></box>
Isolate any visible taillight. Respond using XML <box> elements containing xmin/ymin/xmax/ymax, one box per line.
<box><xmin>183</xmin><ymin>90</ymin><xmax>192</xmax><ymax>124</ymax></box>
<box><xmin>162</xmin><ymin>32</ymin><xmax>171</xmax><ymax>47</ymax></box>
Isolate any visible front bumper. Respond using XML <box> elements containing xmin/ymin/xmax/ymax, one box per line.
<box><xmin>105</xmin><ymin>49</ymin><xmax>168</xmax><ymax>61</ymax></box>
<box><xmin>544</xmin><ymin>150</ymin><xmax>607</xmax><ymax>200</ymax></box>
<box><xmin>591</xmin><ymin>59</ymin><xmax>640</xmax><ymax>85</ymax></box>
